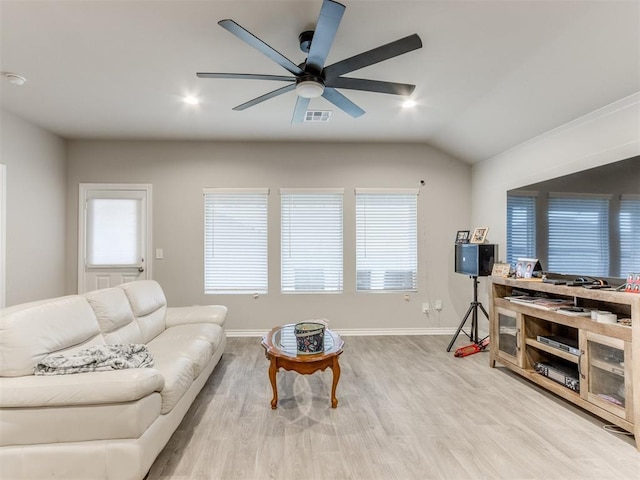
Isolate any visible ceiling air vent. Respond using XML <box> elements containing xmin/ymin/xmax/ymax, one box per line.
<box><xmin>304</xmin><ymin>110</ymin><xmax>332</xmax><ymax>123</ymax></box>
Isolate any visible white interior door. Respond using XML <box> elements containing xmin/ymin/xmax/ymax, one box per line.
<box><xmin>78</xmin><ymin>184</ymin><xmax>152</xmax><ymax>293</ymax></box>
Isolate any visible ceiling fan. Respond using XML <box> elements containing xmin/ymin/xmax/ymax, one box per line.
<box><xmin>197</xmin><ymin>0</ymin><xmax>422</xmax><ymax>123</ymax></box>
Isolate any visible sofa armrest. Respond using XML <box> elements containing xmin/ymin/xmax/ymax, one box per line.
<box><xmin>165</xmin><ymin>305</ymin><xmax>227</xmax><ymax>328</ymax></box>
<box><xmin>0</xmin><ymin>368</ymin><xmax>164</xmax><ymax>408</ymax></box>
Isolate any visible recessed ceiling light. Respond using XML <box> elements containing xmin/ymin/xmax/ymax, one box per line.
<box><xmin>402</xmin><ymin>99</ymin><xmax>416</xmax><ymax>109</ymax></box>
<box><xmin>4</xmin><ymin>73</ymin><xmax>26</xmax><ymax>86</ymax></box>
<box><xmin>183</xmin><ymin>96</ymin><xmax>199</xmax><ymax>105</ymax></box>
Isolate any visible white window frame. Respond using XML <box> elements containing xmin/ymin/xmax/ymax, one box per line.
<box><xmin>0</xmin><ymin>164</ymin><xmax>6</xmax><ymax>308</ymax></box>
<box><xmin>355</xmin><ymin>188</ymin><xmax>419</xmax><ymax>292</ymax></box>
<box><xmin>506</xmin><ymin>191</ymin><xmax>537</xmax><ymax>267</ymax></box>
<box><xmin>620</xmin><ymin>194</ymin><xmax>640</xmax><ymax>275</ymax></box>
<box><xmin>203</xmin><ymin>188</ymin><xmax>269</xmax><ymax>294</ymax></box>
<box><xmin>280</xmin><ymin>188</ymin><xmax>344</xmax><ymax>293</ymax></box>
<box><xmin>547</xmin><ymin>193</ymin><xmax>610</xmax><ymax>277</ymax></box>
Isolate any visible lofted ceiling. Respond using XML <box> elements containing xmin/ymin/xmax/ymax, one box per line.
<box><xmin>1</xmin><ymin>0</ymin><xmax>638</xmax><ymax>164</ymax></box>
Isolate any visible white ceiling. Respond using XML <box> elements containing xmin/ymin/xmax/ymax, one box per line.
<box><xmin>1</xmin><ymin>0</ymin><xmax>638</xmax><ymax>164</ymax></box>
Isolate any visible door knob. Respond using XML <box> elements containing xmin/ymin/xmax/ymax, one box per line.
<box><xmin>138</xmin><ymin>266</ymin><xmax>145</xmax><ymax>273</ymax></box>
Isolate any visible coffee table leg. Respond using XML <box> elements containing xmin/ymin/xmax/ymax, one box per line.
<box><xmin>330</xmin><ymin>357</ymin><xmax>341</xmax><ymax>408</ymax></box>
<box><xmin>268</xmin><ymin>358</ymin><xmax>278</xmax><ymax>409</ymax></box>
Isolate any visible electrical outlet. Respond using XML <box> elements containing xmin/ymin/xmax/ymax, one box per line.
<box><xmin>435</xmin><ymin>300</ymin><xmax>443</xmax><ymax>311</ymax></box>
<box><xmin>422</xmin><ymin>302</ymin><xmax>430</xmax><ymax>314</ymax></box>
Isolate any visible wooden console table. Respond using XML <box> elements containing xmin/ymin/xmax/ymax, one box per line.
<box><xmin>489</xmin><ymin>276</ymin><xmax>639</xmax><ymax>450</ymax></box>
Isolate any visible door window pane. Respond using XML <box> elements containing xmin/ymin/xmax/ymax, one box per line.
<box><xmin>87</xmin><ymin>198</ymin><xmax>140</xmax><ymax>266</ymax></box>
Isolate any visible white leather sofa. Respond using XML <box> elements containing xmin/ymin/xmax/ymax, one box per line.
<box><xmin>0</xmin><ymin>280</ymin><xmax>227</xmax><ymax>480</ymax></box>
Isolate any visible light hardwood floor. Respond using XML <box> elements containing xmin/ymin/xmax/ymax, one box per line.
<box><xmin>147</xmin><ymin>335</ymin><xmax>640</xmax><ymax>480</ymax></box>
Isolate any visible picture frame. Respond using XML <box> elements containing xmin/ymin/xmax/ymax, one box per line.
<box><xmin>455</xmin><ymin>230</ymin><xmax>470</xmax><ymax>244</ymax></box>
<box><xmin>470</xmin><ymin>227</ymin><xmax>488</xmax><ymax>244</ymax></box>
<box><xmin>625</xmin><ymin>273</ymin><xmax>640</xmax><ymax>294</ymax></box>
<box><xmin>516</xmin><ymin>257</ymin><xmax>541</xmax><ymax>279</ymax></box>
<box><xmin>491</xmin><ymin>262</ymin><xmax>511</xmax><ymax>277</ymax></box>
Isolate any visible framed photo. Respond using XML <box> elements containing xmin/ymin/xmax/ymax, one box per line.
<box><xmin>470</xmin><ymin>227</ymin><xmax>488</xmax><ymax>244</ymax></box>
<box><xmin>491</xmin><ymin>262</ymin><xmax>511</xmax><ymax>277</ymax></box>
<box><xmin>516</xmin><ymin>257</ymin><xmax>541</xmax><ymax>279</ymax></box>
<box><xmin>625</xmin><ymin>273</ymin><xmax>640</xmax><ymax>294</ymax></box>
<box><xmin>455</xmin><ymin>230</ymin><xmax>470</xmax><ymax>244</ymax></box>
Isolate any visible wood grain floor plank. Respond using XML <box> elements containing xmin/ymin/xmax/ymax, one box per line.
<box><xmin>147</xmin><ymin>335</ymin><xmax>640</xmax><ymax>480</ymax></box>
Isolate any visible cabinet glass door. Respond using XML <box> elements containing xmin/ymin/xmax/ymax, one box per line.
<box><xmin>583</xmin><ymin>332</ymin><xmax>630</xmax><ymax>419</ymax></box>
<box><xmin>496</xmin><ymin>308</ymin><xmax>521</xmax><ymax>365</ymax></box>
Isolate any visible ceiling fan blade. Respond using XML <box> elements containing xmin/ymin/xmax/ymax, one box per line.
<box><xmin>305</xmin><ymin>0</ymin><xmax>346</xmax><ymax>74</ymax></box>
<box><xmin>232</xmin><ymin>84</ymin><xmax>296</xmax><ymax>111</ymax></box>
<box><xmin>291</xmin><ymin>96</ymin><xmax>311</xmax><ymax>124</ymax></box>
<box><xmin>218</xmin><ymin>19</ymin><xmax>304</xmax><ymax>76</ymax></box>
<box><xmin>197</xmin><ymin>72</ymin><xmax>295</xmax><ymax>82</ymax></box>
<box><xmin>323</xmin><ymin>34</ymin><xmax>422</xmax><ymax>79</ymax></box>
<box><xmin>321</xmin><ymin>87</ymin><xmax>365</xmax><ymax>118</ymax></box>
<box><xmin>327</xmin><ymin>77</ymin><xmax>415</xmax><ymax>96</ymax></box>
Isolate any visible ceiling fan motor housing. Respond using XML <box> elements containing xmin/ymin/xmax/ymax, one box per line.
<box><xmin>298</xmin><ymin>30</ymin><xmax>314</xmax><ymax>53</ymax></box>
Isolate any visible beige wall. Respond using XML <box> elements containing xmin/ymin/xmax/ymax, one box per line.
<box><xmin>471</xmin><ymin>92</ymin><xmax>640</xmax><ymax>302</ymax></box>
<box><xmin>8</xmin><ymin>91</ymin><xmax>636</xmax><ymax>329</ymax></box>
<box><xmin>0</xmin><ymin>109</ymin><xmax>67</xmax><ymax>305</ymax></box>
<box><xmin>66</xmin><ymin>140</ymin><xmax>472</xmax><ymax>332</ymax></box>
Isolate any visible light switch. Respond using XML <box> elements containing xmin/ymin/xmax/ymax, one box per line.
<box><xmin>155</xmin><ymin>248</ymin><xmax>164</xmax><ymax>259</ymax></box>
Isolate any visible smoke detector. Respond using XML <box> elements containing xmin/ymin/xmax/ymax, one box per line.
<box><xmin>4</xmin><ymin>73</ymin><xmax>26</xmax><ymax>86</ymax></box>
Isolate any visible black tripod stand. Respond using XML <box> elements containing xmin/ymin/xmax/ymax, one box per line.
<box><xmin>446</xmin><ymin>275</ymin><xmax>489</xmax><ymax>352</ymax></box>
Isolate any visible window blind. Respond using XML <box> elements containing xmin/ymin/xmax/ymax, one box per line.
<box><xmin>281</xmin><ymin>189</ymin><xmax>343</xmax><ymax>292</ymax></box>
<box><xmin>620</xmin><ymin>195</ymin><xmax>640</xmax><ymax>275</ymax></box>
<box><xmin>506</xmin><ymin>194</ymin><xmax>536</xmax><ymax>266</ymax></box>
<box><xmin>86</xmin><ymin>196</ymin><xmax>141</xmax><ymax>267</ymax></box>
<box><xmin>203</xmin><ymin>189</ymin><xmax>268</xmax><ymax>294</ymax></box>
<box><xmin>355</xmin><ymin>189</ymin><xmax>418</xmax><ymax>291</ymax></box>
<box><xmin>548</xmin><ymin>194</ymin><xmax>609</xmax><ymax>277</ymax></box>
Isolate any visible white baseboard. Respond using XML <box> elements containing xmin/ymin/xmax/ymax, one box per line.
<box><xmin>226</xmin><ymin>327</ymin><xmax>459</xmax><ymax>338</ymax></box>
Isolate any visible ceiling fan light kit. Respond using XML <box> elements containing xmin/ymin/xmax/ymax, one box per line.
<box><xmin>296</xmin><ymin>78</ymin><xmax>325</xmax><ymax>98</ymax></box>
<box><xmin>197</xmin><ymin>0</ymin><xmax>422</xmax><ymax>123</ymax></box>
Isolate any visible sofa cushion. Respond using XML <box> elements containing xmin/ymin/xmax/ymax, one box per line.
<box><xmin>147</xmin><ymin>334</ymin><xmax>212</xmax><ymax>380</ymax></box>
<box><xmin>160</xmin><ymin>323</ymin><xmax>225</xmax><ymax>350</ymax></box>
<box><xmin>0</xmin><ymin>369</ymin><xmax>164</xmax><ymax>408</ymax></box>
<box><xmin>0</xmin><ymin>393</ymin><xmax>161</xmax><ymax>446</ymax></box>
<box><xmin>144</xmin><ymin>353</ymin><xmax>193</xmax><ymax>414</ymax></box>
<box><xmin>120</xmin><ymin>281</ymin><xmax>167</xmax><ymax>343</ymax></box>
<box><xmin>84</xmin><ymin>287</ymin><xmax>143</xmax><ymax>344</ymax></box>
<box><xmin>120</xmin><ymin>280</ymin><xmax>166</xmax><ymax>317</ymax></box>
<box><xmin>165</xmin><ymin>305</ymin><xmax>227</xmax><ymax>327</ymax></box>
<box><xmin>0</xmin><ymin>296</ymin><xmax>104</xmax><ymax>377</ymax></box>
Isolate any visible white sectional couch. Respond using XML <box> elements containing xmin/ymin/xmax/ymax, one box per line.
<box><xmin>0</xmin><ymin>280</ymin><xmax>227</xmax><ymax>480</ymax></box>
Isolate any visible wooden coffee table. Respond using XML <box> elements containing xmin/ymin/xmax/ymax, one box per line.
<box><xmin>261</xmin><ymin>324</ymin><xmax>344</xmax><ymax>409</ymax></box>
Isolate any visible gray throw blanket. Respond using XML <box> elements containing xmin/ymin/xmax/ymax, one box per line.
<box><xmin>34</xmin><ymin>344</ymin><xmax>153</xmax><ymax>376</ymax></box>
